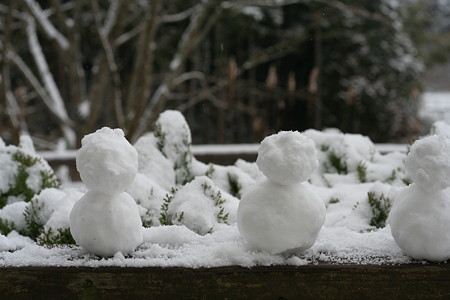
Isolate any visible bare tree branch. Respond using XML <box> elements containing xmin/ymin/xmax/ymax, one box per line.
<box><xmin>24</xmin><ymin>0</ymin><xmax>70</xmax><ymax>50</ymax></box>
<box><xmin>133</xmin><ymin>0</ymin><xmax>223</xmax><ymax>140</ymax></box>
<box><xmin>125</xmin><ymin>0</ymin><xmax>162</xmax><ymax>122</ymax></box>
<box><xmin>91</xmin><ymin>0</ymin><xmax>125</xmax><ymax>128</ymax></box>
<box><xmin>26</xmin><ymin>15</ymin><xmax>75</xmax><ymax>145</ymax></box>
<box><xmin>1</xmin><ymin>0</ymin><xmax>21</xmax><ymax>141</ymax></box>
<box><xmin>160</xmin><ymin>5</ymin><xmax>197</xmax><ymax>23</ymax></box>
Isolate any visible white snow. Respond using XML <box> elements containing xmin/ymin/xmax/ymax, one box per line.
<box><xmin>70</xmin><ymin>191</ymin><xmax>143</xmax><ymax>257</ymax></box>
<box><xmin>133</xmin><ymin>133</ymin><xmax>175</xmax><ymax>191</ymax></box>
<box><xmin>389</xmin><ymin>185</ymin><xmax>450</xmax><ymax>262</ymax></box>
<box><xmin>76</xmin><ymin>127</ymin><xmax>138</xmax><ymax>194</ymax></box>
<box><xmin>167</xmin><ymin>176</ymin><xmax>239</xmax><ymax>235</ymax></box>
<box><xmin>238</xmin><ymin>180</ymin><xmax>325</xmax><ymax>254</ymax></box>
<box><xmin>238</xmin><ymin>131</ymin><xmax>325</xmax><ymax>254</ymax></box>
<box><xmin>389</xmin><ymin>134</ymin><xmax>450</xmax><ymax>262</ymax></box>
<box><xmin>1</xmin><ymin>118</ymin><xmax>449</xmax><ymax>267</ymax></box>
<box><xmin>431</xmin><ymin>120</ymin><xmax>450</xmax><ymax>138</ymax></box>
<box><xmin>70</xmin><ymin>127</ymin><xmax>143</xmax><ymax>257</ymax></box>
<box><xmin>405</xmin><ymin>134</ymin><xmax>450</xmax><ymax>191</ymax></box>
<box><xmin>256</xmin><ymin>131</ymin><xmax>319</xmax><ymax>185</ymax></box>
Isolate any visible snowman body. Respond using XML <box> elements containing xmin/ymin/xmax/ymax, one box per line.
<box><xmin>389</xmin><ymin>134</ymin><xmax>450</xmax><ymax>262</ymax></box>
<box><xmin>237</xmin><ymin>131</ymin><xmax>325</xmax><ymax>254</ymax></box>
<box><xmin>70</xmin><ymin>128</ymin><xmax>143</xmax><ymax>257</ymax></box>
<box><xmin>390</xmin><ymin>185</ymin><xmax>450</xmax><ymax>261</ymax></box>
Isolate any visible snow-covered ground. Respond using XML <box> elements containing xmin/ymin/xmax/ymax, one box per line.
<box><xmin>0</xmin><ymin>110</ymin><xmax>449</xmax><ymax>268</ymax></box>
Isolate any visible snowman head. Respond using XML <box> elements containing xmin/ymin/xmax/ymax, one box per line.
<box><xmin>256</xmin><ymin>131</ymin><xmax>319</xmax><ymax>185</ymax></box>
<box><xmin>76</xmin><ymin>127</ymin><xmax>138</xmax><ymax>195</ymax></box>
<box><xmin>405</xmin><ymin>134</ymin><xmax>450</xmax><ymax>191</ymax></box>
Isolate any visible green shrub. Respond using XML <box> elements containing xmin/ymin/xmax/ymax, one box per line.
<box><xmin>368</xmin><ymin>192</ymin><xmax>391</xmax><ymax>229</ymax></box>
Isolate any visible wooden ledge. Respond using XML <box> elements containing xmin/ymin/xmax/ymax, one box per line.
<box><xmin>0</xmin><ymin>264</ymin><xmax>449</xmax><ymax>299</ymax></box>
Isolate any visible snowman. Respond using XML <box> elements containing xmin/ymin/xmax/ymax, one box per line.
<box><xmin>237</xmin><ymin>131</ymin><xmax>326</xmax><ymax>254</ymax></box>
<box><xmin>389</xmin><ymin>134</ymin><xmax>450</xmax><ymax>262</ymax></box>
<box><xmin>70</xmin><ymin>127</ymin><xmax>143</xmax><ymax>257</ymax></box>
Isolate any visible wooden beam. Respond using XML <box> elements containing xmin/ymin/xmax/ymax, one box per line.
<box><xmin>0</xmin><ymin>264</ymin><xmax>449</xmax><ymax>299</ymax></box>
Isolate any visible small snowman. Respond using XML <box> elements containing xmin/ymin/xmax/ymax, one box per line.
<box><xmin>237</xmin><ymin>131</ymin><xmax>326</xmax><ymax>254</ymax></box>
<box><xmin>389</xmin><ymin>134</ymin><xmax>450</xmax><ymax>262</ymax></box>
<box><xmin>70</xmin><ymin>127</ymin><xmax>143</xmax><ymax>257</ymax></box>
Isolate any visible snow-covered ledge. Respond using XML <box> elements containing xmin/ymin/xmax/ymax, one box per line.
<box><xmin>37</xmin><ymin>143</ymin><xmax>407</xmax><ymax>161</ymax></box>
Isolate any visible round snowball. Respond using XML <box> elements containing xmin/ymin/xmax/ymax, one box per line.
<box><xmin>77</xmin><ymin>127</ymin><xmax>138</xmax><ymax>194</ymax></box>
<box><xmin>405</xmin><ymin>134</ymin><xmax>450</xmax><ymax>191</ymax></box>
<box><xmin>70</xmin><ymin>190</ymin><xmax>143</xmax><ymax>257</ymax></box>
<box><xmin>389</xmin><ymin>184</ymin><xmax>450</xmax><ymax>262</ymax></box>
<box><xmin>237</xmin><ymin>180</ymin><xmax>325</xmax><ymax>254</ymax></box>
<box><xmin>256</xmin><ymin>131</ymin><xmax>318</xmax><ymax>185</ymax></box>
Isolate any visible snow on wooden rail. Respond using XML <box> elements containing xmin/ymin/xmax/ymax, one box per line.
<box><xmin>38</xmin><ymin>143</ymin><xmax>407</xmax><ymax>162</ymax></box>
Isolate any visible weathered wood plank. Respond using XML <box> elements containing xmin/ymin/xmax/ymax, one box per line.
<box><xmin>0</xmin><ymin>264</ymin><xmax>449</xmax><ymax>300</ymax></box>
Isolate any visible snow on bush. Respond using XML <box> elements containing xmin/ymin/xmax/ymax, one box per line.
<box><xmin>304</xmin><ymin>128</ymin><xmax>409</xmax><ymax>186</ymax></box>
<box><xmin>164</xmin><ymin>176</ymin><xmax>239</xmax><ymax>235</ymax></box>
<box><xmin>0</xmin><ymin>112</ymin><xmax>449</xmax><ymax>265</ymax></box>
<box><xmin>0</xmin><ymin>135</ymin><xmax>60</xmax><ymax>207</ymax></box>
<box><xmin>154</xmin><ymin>110</ymin><xmax>194</xmax><ymax>185</ymax></box>
<box><xmin>133</xmin><ymin>133</ymin><xmax>176</xmax><ymax>191</ymax></box>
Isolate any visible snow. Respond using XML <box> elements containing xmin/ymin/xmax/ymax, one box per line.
<box><xmin>406</xmin><ymin>135</ymin><xmax>450</xmax><ymax>191</ymax></box>
<box><xmin>238</xmin><ymin>131</ymin><xmax>325</xmax><ymax>254</ymax></box>
<box><xmin>389</xmin><ymin>185</ymin><xmax>450</xmax><ymax>262</ymax></box>
<box><xmin>431</xmin><ymin>121</ymin><xmax>450</xmax><ymax>139</ymax></box>
<box><xmin>133</xmin><ymin>133</ymin><xmax>175</xmax><ymax>191</ymax></box>
<box><xmin>238</xmin><ymin>180</ymin><xmax>325</xmax><ymax>254</ymax></box>
<box><xmin>256</xmin><ymin>131</ymin><xmax>318</xmax><ymax>185</ymax></box>
<box><xmin>389</xmin><ymin>134</ymin><xmax>450</xmax><ymax>262</ymax></box>
<box><xmin>167</xmin><ymin>176</ymin><xmax>239</xmax><ymax>235</ymax></box>
<box><xmin>76</xmin><ymin>127</ymin><xmax>138</xmax><ymax>194</ymax></box>
<box><xmin>0</xmin><ymin>223</ymin><xmax>412</xmax><ymax>268</ymax></box>
<box><xmin>70</xmin><ymin>127</ymin><xmax>142</xmax><ymax>257</ymax></box>
<box><xmin>0</xmin><ymin>117</ymin><xmax>449</xmax><ymax>267</ymax></box>
<box><xmin>70</xmin><ymin>191</ymin><xmax>143</xmax><ymax>257</ymax></box>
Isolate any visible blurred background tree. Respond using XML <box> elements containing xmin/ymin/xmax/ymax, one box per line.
<box><xmin>0</xmin><ymin>0</ymin><xmax>443</xmax><ymax>149</ymax></box>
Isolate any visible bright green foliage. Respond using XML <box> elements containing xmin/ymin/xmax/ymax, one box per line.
<box><xmin>0</xmin><ymin>150</ymin><xmax>60</xmax><ymax>208</ymax></box>
<box><xmin>37</xmin><ymin>228</ymin><xmax>75</xmax><ymax>245</ymax></box>
<box><xmin>201</xmin><ymin>183</ymin><xmax>229</xmax><ymax>224</ymax></box>
<box><xmin>158</xmin><ymin>188</ymin><xmax>182</xmax><ymax>226</ymax></box>
<box><xmin>205</xmin><ymin>164</ymin><xmax>215</xmax><ymax>178</ymax></box>
<box><xmin>321</xmin><ymin>145</ymin><xmax>330</xmax><ymax>152</ymax></box>
<box><xmin>159</xmin><ymin>193</ymin><xmax>174</xmax><ymax>226</ymax></box>
<box><xmin>328</xmin><ymin>198</ymin><xmax>340</xmax><ymax>205</ymax></box>
<box><xmin>402</xmin><ymin>178</ymin><xmax>412</xmax><ymax>186</ymax></box>
<box><xmin>385</xmin><ymin>169</ymin><xmax>397</xmax><ymax>183</ymax></box>
<box><xmin>21</xmin><ymin>199</ymin><xmax>45</xmax><ymax>240</ymax></box>
<box><xmin>177</xmin><ymin>146</ymin><xmax>194</xmax><ymax>185</ymax></box>
<box><xmin>0</xmin><ymin>218</ymin><xmax>16</xmax><ymax>236</ymax></box>
<box><xmin>368</xmin><ymin>192</ymin><xmax>391</xmax><ymax>229</ymax></box>
<box><xmin>154</xmin><ymin>124</ymin><xmax>166</xmax><ymax>156</ymax></box>
<box><xmin>227</xmin><ymin>173</ymin><xmax>242</xmax><ymax>199</ymax></box>
<box><xmin>141</xmin><ymin>209</ymin><xmax>154</xmax><ymax>228</ymax></box>
<box><xmin>357</xmin><ymin>162</ymin><xmax>368</xmax><ymax>183</ymax></box>
<box><xmin>328</xmin><ymin>151</ymin><xmax>348</xmax><ymax>174</ymax></box>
